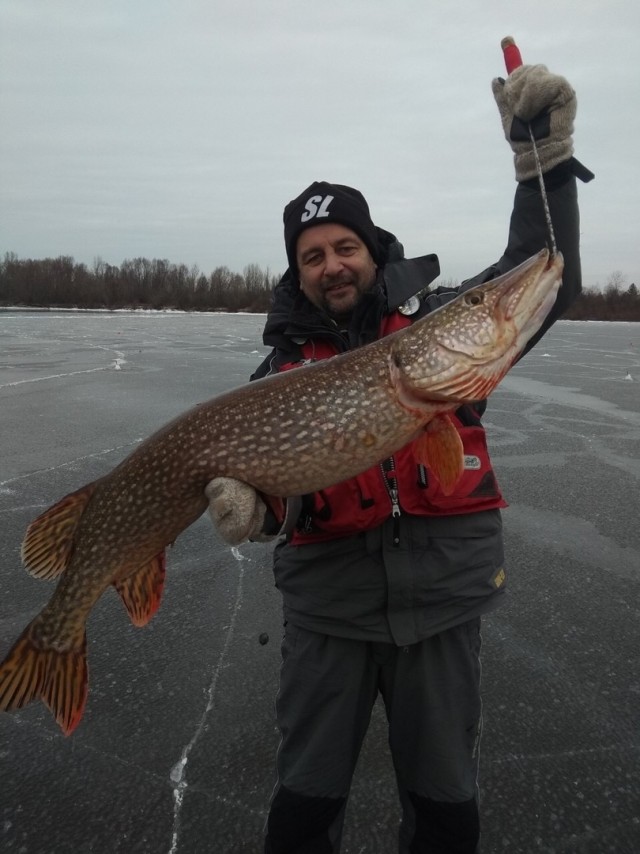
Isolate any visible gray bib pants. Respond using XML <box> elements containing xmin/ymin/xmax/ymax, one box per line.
<box><xmin>265</xmin><ymin>618</ymin><xmax>483</xmax><ymax>853</ymax></box>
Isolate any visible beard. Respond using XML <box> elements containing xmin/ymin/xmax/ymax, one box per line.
<box><xmin>317</xmin><ymin>272</ymin><xmax>376</xmax><ymax>321</ymax></box>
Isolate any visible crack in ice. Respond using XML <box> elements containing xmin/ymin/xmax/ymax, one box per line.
<box><xmin>0</xmin><ymin>359</ymin><xmax>125</xmax><ymax>389</ymax></box>
<box><xmin>0</xmin><ymin>443</ymin><xmax>140</xmax><ymax>489</ymax></box>
<box><xmin>168</xmin><ymin>554</ymin><xmax>247</xmax><ymax>854</ymax></box>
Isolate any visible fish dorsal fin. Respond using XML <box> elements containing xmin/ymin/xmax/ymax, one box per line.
<box><xmin>113</xmin><ymin>553</ymin><xmax>166</xmax><ymax>627</ymax></box>
<box><xmin>412</xmin><ymin>414</ymin><xmax>464</xmax><ymax>496</ymax></box>
<box><xmin>21</xmin><ymin>482</ymin><xmax>99</xmax><ymax>580</ymax></box>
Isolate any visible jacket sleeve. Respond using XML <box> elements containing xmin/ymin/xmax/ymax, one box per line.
<box><xmin>250</xmin><ymin>351</ymin><xmax>277</xmax><ymax>381</ymax></box>
<box><xmin>250</xmin><ymin>345</ymin><xmax>302</xmax><ymax>380</ymax></box>
<box><xmin>458</xmin><ymin>160</ymin><xmax>582</xmax><ymax>355</ymax></box>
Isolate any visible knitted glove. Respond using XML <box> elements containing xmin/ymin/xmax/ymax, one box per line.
<box><xmin>492</xmin><ymin>64</ymin><xmax>576</xmax><ymax>181</ymax></box>
<box><xmin>205</xmin><ymin>477</ymin><xmax>284</xmax><ymax>545</ymax></box>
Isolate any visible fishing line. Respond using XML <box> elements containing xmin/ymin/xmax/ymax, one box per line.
<box><xmin>528</xmin><ymin>126</ymin><xmax>558</xmax><ymax>255</ymax></box>
<box><xmin>501</xmin><ymin>36</ymin><xmax>558</xmax><ymax>256</ymax></box>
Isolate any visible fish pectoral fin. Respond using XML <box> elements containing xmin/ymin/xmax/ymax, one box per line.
<box><xmin>411</xmin><ymin>414</ymin><xmax>464</xmax><ymax>496</ymax></box>
<box><xmin>113</xmin><ymin>552</ymin><xmax>167</xmax><ymax>628</ymax></box>
<box><xmin>0</xmin><ymin>623</ymin><xmax>88</xmax><ymax>736</ymax></box>
<box><xmin>21</xmin><ymin>481</ymin><xmax>99</xmax><ymax>580</ymax></box>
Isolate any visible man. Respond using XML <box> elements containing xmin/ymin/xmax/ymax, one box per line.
<box><xmin>208</xmin><ymin>63</ymin><xmax>593</xmax><ymax>853</ymax></box>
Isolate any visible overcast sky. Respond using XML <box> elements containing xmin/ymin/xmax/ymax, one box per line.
<box><xmin>1</xmin><ymin>0</ymin><xmax>638</xmax><ymax>288</ymax></box>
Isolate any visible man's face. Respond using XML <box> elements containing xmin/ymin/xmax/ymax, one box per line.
<box><xmin>296</xmin><ymin>223</ymin><xmax>377</xmax><ymax>321</ymax></box>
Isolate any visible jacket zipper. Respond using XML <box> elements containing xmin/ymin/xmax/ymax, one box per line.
<box><xmin>381</xmin><ymin>457</ymin><xmax>401</xmax><ymax>547</ymax></box>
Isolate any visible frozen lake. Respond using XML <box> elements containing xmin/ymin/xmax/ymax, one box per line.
<box><xmin>0</xmin><ymin>311</ymin><xmax>639</xmax><ymax>853</ymax></box>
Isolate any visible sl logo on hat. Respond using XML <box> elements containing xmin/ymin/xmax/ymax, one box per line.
<box><xmin>301</xmin><ymin>195</ymin><xmax>334</xmax><ymax>223</ymax></box>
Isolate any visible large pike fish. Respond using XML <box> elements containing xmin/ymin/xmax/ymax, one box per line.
<box><xmin>0</xmin><ymin>249</ymin><xmax>563</xmax><ymax>734</ymax></box>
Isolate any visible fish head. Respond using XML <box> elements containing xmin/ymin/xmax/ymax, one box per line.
<box><xmin>389</xmin><ymin>249</ymin><xmax>564</xmax><ymax>411</ymax></box>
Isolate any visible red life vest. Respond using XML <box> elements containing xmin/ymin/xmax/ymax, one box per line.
<box><xmin>279</xmin><ymin>311</ymin><xmax>507</xmax><ymax>544</ymax></box>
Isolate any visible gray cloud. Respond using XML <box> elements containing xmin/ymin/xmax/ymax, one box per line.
<box><xmin>1</xmin><ymin>0</ymin><xmax>638</xmax><ymax>287</ymax></box>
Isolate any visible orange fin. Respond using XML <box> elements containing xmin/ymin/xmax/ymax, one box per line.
<box><xmin>21</xmin><ymin>482</ymin><xmax>99</xmax><ymax>580</ymax></box>
<box><xmin>412</xmin><ymin>414</ymin><xmax>464</xmax><ymax>496</ymax></box>
<box><xmin>0</xmin><ymin>624</ymin><xmax>88</xmax><ymax>736</ymax></box>
<box><xmin>113</xmin><ymin>552</ymin><xmax>166</xmax><ymax>627</ymax></box>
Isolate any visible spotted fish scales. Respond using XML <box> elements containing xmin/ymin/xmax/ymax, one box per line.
<box><xmin>0</xmin><ymin>249</ymin><xmax>563</xmax><ymax>734</ymax></box>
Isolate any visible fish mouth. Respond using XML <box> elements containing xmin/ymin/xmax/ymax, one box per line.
<box><xmin>507</xmin><ymin>251</ymin><xmax>564</xmax><ymax>346</ymax></box>
<box><xmin>389</xmin><ymin>250</ymin><xmax>565</xmax><ymax>412</ymax></box>
<box><xmin>440</xmin><ymin>249</ymin><xmax>564</xmax><ymax>363</ymax></box>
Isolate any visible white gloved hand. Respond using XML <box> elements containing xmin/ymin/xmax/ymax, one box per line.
<box><xmin>492</xmin><ymin>64</ymin><xmax>577</xmax><ymax>181</ymax></box>
<box><xmin>205</xmin><ymin>477</ymin><xmax>281</xmax><ymax>545</ymax></box>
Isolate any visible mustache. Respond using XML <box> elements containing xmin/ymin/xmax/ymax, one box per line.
<box><xmin>322</xmin><ymin>276</ymin><xmax>355</xmax><ymax>291</ymax></box>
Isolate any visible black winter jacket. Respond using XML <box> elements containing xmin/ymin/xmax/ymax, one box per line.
<box><xmin>250</xmin><ymin>164</ymin><xmax>584</xmax><ymax>642</ymax></box>
<box><xmin>253</xmin><ymin>162</ymin><xmax>582</xmax><ymax>382</ymax></box>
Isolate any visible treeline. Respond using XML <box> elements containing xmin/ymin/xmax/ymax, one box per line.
<box><xmin>564</xmin><ymin>280</ymin><xmax>640</xmax><ymax>321</ymax></box>
<box><xmin>0</xmin><ymin>253</ymin><xmax>280</xmax><ymax>312</ymax></box>
<box><xmin>0</xmin><ymin>253</ymin><xmax>638</xmax><ymax>320</ymax></box>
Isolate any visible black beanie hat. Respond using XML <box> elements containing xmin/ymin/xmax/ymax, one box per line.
<box><xmin>283</xmin><ymin>181</ymin><xmax>380</xmax><ymax>277</ymax></box>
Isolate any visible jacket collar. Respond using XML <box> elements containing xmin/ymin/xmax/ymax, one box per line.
<box><xmin>262</xmin><ymin>239</ymin><xmax>440</xmax><ymax>349</ymax></box>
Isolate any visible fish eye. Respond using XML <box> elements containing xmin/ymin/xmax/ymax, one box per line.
<box><xmin>464</xmin><ymin>291</ymin><xmax>484</xmax><ymax>307</ymax></box>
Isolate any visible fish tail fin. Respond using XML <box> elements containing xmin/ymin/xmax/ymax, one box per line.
<box><xmin>0</xmin><ymin>619</ymin><xmax>88</xmax><ymax>736</ymax></box>
<box><xmin>21</xmin><ymin>481</ymin><xmax>100</xmax><ymax>580</ymax></box>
